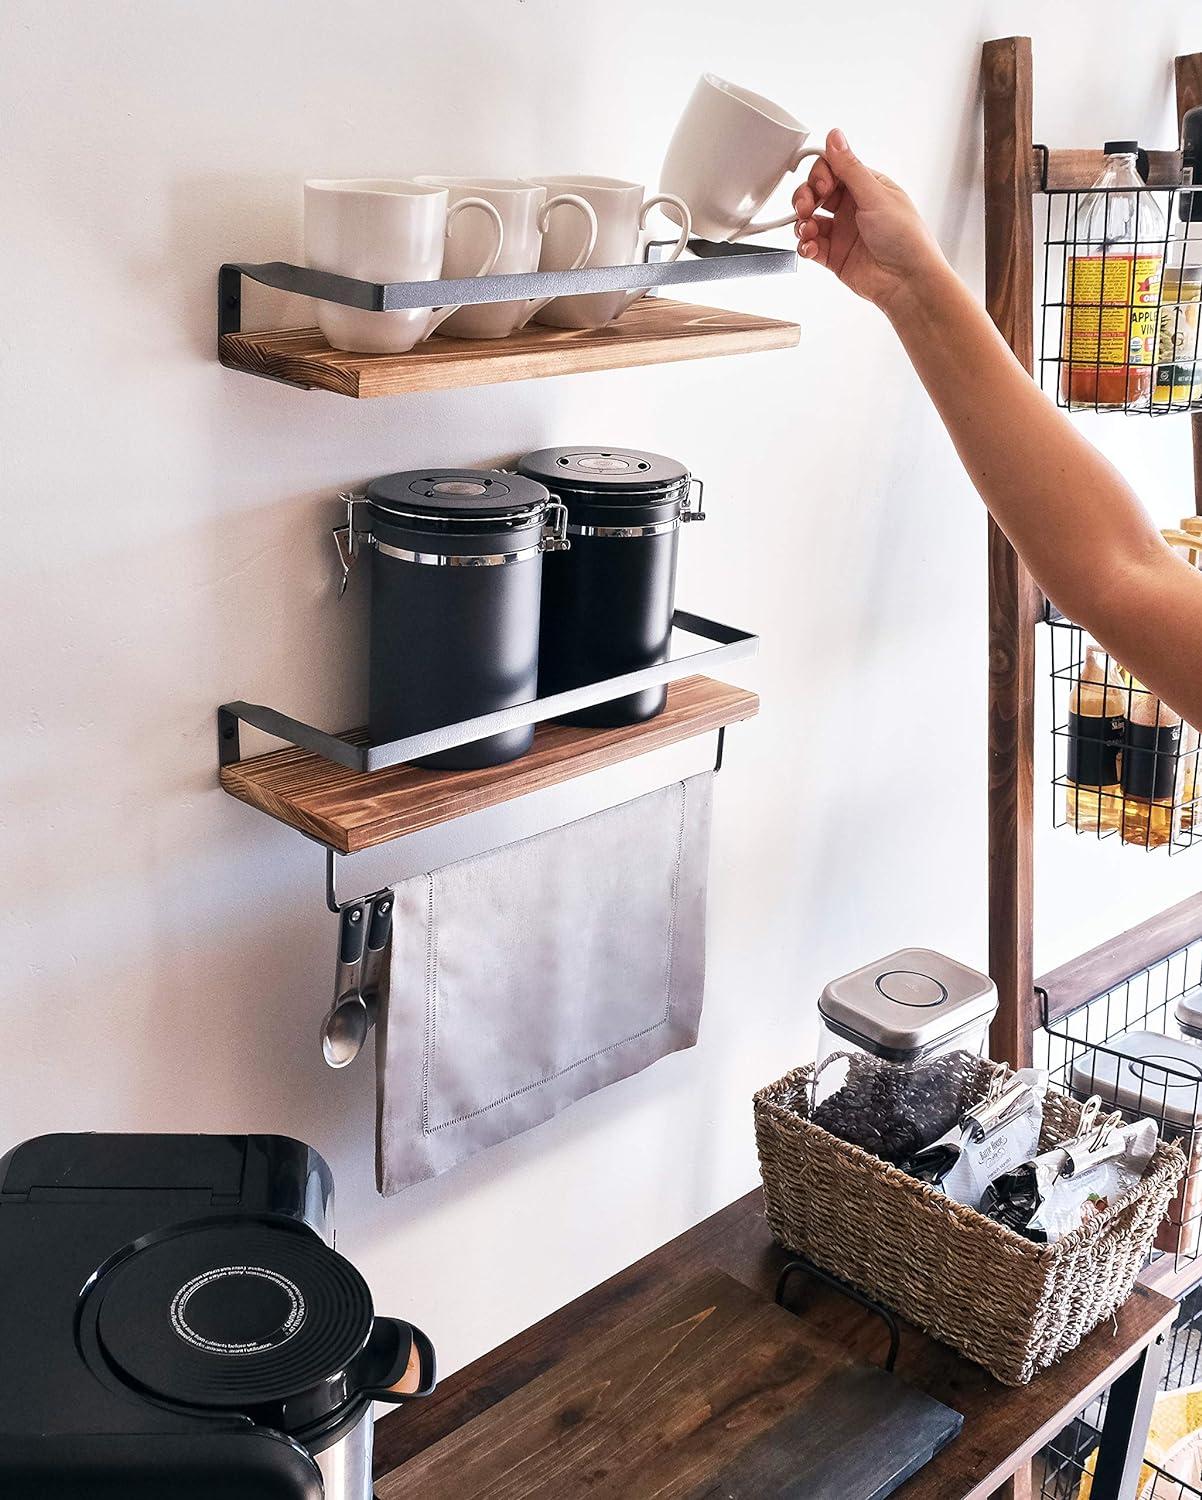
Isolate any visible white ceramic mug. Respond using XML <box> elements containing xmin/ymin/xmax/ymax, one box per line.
<box><xmin>527</xmin><ymin>176</ymin><xmax>691</xmax><ymax>331</ymax></box>
<box><xmin>659</xmin><ymin>74</ymin><xmax>822</xmax><ymax>242</ymax></box>
<box><xmin>304</xmin><ymin>179</ymin><xmax>504</xmax><ymax>353</ymax></box>
<box><xmin>414</xmin><ymin>177</ymin><xmax>598</xmax><ymax>340</ymax></box>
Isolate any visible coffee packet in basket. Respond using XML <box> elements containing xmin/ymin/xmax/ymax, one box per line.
<box><xmin>981</xmin><ymin>1101</ymin><xmax>1159</xmax><ymax>1244</ymax></box>
<box><xmin>903</xmin><ymin>1068</ymin><xmax>1046</xmax><ymax>1210</ymax></box>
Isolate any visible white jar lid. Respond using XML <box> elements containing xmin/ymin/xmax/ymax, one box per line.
<box><xmin>1176</xmin><ymin>986</ymin><xmax>1202</xmax><ymax>1039</ymax></box>
<box><xmin>1069</xmin><ymin>1028</ymin><xmax>1202</xmax><ymax>1127</ymax></box>
<box><xmin>818</xmin><ymin>947</ymin><xmax>998</xmax><ymax>1061</ymax></box>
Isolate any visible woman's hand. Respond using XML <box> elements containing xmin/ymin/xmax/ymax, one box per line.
<box><xmin>792</xmin><ymin>129</ymin><xmax>949</xmax><ymax>313</ymax></box>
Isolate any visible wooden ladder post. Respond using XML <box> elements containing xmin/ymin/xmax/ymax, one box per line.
<box><xmin>983</xmin><ymin>36</ymin><xmax>1039</xmax><ymax>1071</ymax></box>
<box><xmin>1176</xmin><ymin>53</ymin><xmax>1202</xmax><ymax>512</ymax></box>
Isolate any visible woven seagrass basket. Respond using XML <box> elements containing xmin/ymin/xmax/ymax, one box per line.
<box><xmin>754</xmin><ymin>1056</ymin><xmax>1186</xmax><ymax>1385</ymax></box>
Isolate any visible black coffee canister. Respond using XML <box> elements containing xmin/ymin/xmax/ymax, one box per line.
<box><xmin>357</xmin><ymin>469</ymin><xmax>565</xmax><ymax>770</ymax></box>
<box><xmin>517</xmin><ymin>447</ymin><xmax>703</xmax><ymax>727</ymax></box>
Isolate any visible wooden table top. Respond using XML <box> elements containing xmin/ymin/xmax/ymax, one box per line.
<box><xmin>374</xmin><ymin>1189</ymin><xmax>1175</xmax><ymax>1500</ymax></box>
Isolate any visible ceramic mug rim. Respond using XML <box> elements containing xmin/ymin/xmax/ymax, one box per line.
<box><xmin>527</xmin><ymin>174</ymin><xmax>642</xmax><ymax>196</ymax></box>
<box><xmin>415</xmin><ymin>174</ymin><xmax>541</xmax><ymax>197</ymax></box>
<box><xmin>304</xmin><ymin>178</ymin><xmax>447</xmax><ymax>199</ymax></box>
<box><xmin>700</xmin><ymin>72</ymin><xmax>808</xmax><ymax>136</ymax></box>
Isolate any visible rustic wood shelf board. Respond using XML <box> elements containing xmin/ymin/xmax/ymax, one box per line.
<box><xmin>1033</xmin><ymin>146</ymin><xmax>1183</xmax><ymax>192</ymax></box>
<box><xmin>377</xmin><ymin>1270</ymin><xmax>961</xmax><ymax>1500</ymax></box>
<box><xmin>218</xmin><ymin>298</ymin><xmax>799</xmax><ymax>397</ymax></box>
<box><xmin>220</xmin><ymin>675</ymin><xmax>758</xmax><ymax>853</ymax></box>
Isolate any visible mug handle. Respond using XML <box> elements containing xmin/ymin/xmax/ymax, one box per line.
<box><xmin>514</xmin><ymin>193</ymin><xmax>599</xmax><ymax>330</ymax></box>
<box><xmin>730</xmin><ymin>147</ymin><xmax>824</xmax><ymax>239</ymax></box>
<box><xmin>421</xmin><ymin>197</ymin><xmax>505</xmax><ymax>339</ymax></box>
<box><xmin>622</xmin><ymin>193</ymin><xmax>691</xmax><ymax>311</ymax></box>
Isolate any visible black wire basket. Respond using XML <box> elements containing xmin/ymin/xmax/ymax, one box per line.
<box><xmin>1037</xmin><ymin>935</ymin><xmax>1202</xmax><ymax>1277</ymax></box>
<box><xmin>1039</xmin><ymin>177</ymin><xmax>1202</xmax><ymax>416</ymax></box>
<box><xmin>1048</xmin><ymin>609</ymin><xmax>1201</xmax><ymax>853</ymax></box>
<box><xmin>1037</xmin><ymin>938</ymin><xmax>1202</xmax><ymax>1496</ymax></box>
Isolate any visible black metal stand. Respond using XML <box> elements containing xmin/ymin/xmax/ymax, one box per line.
<box><xmin>218</xmin><ymin>608</ymin><xmax>757</xmax><ymax>776</ymax></box>
<box><xmin>775</xmin><ymin>1255</ymin><xmax>902</xmax><ymax>1373</ymax></box>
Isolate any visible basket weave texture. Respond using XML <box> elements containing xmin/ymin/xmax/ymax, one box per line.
<box><xmin>754</xmin><ymin>1057</ymin><xmax>1186</xmax><ymax>1385</ymax></box>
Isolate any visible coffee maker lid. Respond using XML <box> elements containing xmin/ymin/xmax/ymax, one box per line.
<box><xmin>91</xmin><ymin>1217</ymin><xmax>375</xmax><ymax>1416</ymax></box>
<box><xmin>518</xmin><ymin>446</ymin><xmax>689</xmax><ymax>498</ymax></box>
<box><xmin>366</xmin><ymin>468</ymin><xmax>550</xmax><ymax>520</ymax></box>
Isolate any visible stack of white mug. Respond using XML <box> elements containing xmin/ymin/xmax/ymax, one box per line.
<box><xmin>306</xmin><ymin>75</ymin><xmax>824</xmax><ymax>354</ymax></box>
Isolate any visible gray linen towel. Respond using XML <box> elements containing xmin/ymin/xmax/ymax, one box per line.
<box><xmin>375</xmin><ymin>772</ymin><xmax>713</xmax><ymax>1194</ymax></box>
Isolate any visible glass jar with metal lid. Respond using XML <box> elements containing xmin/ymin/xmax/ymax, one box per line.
<box><xmin>812</xmin><ymin>948</ymin><xmax>999</xmax><ymax>1165</ymax></box>
<box><xmin>337</xmin><ymin>469</ymin><xmax>567</xmax><ymax>770</ymax></box>
<box><xmin>516</xmin><ymin>446</ymin><xmax>705</xmax><ymax>727</ymax></box>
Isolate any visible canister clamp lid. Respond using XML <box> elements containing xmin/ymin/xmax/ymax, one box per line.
<box><xmin>518</xmin><ymin>446</ymin><xmax>691</xmax><ymax>498</ymax></box>
<box><xmin>332</xmin><ymin>489</ymin><xmax>568</xmax><ymax>593</ymax></box>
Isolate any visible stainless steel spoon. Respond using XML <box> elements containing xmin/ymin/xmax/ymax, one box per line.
<box><xmin>322</xmin><ymin>893</ymin><xmax>392</xmax><ymax>1068</ymax></box>
<box><xmin>321</xmin><ymin>898</ymin><xmax>369</xmax><ymax>1069</ymax></box>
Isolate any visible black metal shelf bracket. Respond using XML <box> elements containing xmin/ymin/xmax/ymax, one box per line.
<box><xmin>218</xmin><ymin>608</ymin><xmax>756</xmax><ymax>913</ymax></box>
<box><xmin>217</xmin><ymin>608</ymin><xmax>756</xmax><ymax>776</ymax></box>
<box><xmin>217</xmin><ymin>237</ymin><xmax>797</xmax><ymax>343</ymax></box>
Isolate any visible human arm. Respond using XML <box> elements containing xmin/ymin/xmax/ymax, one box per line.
<box><xmin>792</xmin><ymin>130</ymin><xmax>1202</xmax><ymax>728</ymax></box>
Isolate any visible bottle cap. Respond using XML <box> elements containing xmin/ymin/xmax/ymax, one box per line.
<box><xmin>1103</xmin><ymin>140</ymin><xmax>1139</xmax><ymax>154</ymax></box>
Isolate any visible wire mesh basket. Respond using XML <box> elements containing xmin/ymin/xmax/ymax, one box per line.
<box><xmin>1038</xmin><ymin>932</ymin><xmax>1202</xmax><ymax>1277</ymax></box>
<box><xmin>1048</xmin><ymin>610</ymin><xmax>1201</xmax><ymax>852</ymax></box>
<box><xmin>1040</xmin><ymin>1285</ymin><xmax>1202</xmax><ymax>1498</ymax></box>
<box><xmin>1039</xmin><ymin>175</ymin><xmax>1202</xmax><ymax>416</ymax></box>
<box><xmin>1038</xmin><ymin>939</ymin><xmax>1202</xmax><ymax>1496</ymax></box>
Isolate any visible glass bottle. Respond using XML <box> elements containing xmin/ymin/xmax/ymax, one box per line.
<box><xmin>1170</xmin><ymin>524</ymin><xmax>1202</xmax><ymax>832</ymax></box>
<box><xmin>1066</xmin><ymin>644</ymin><xmax>1126</xmax><ymax>834</ymax></box>
<box><xmin>1061</xmin><ymin>144</ymin><xmax>1166</xmax><ymax>411</ymax></box>
<box><xmin>1121</xmin><ymin>681</ymin><xmax>1183</xmax><ymax>848</ymax></box>
<box><xmin>1153</xmin><ymin>263</ymin><xmax>1201</xmax><ymax>407</ymax></box>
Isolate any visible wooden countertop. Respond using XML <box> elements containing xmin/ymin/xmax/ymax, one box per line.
<box><xmin>374</xmin><ymin>1189</ymin><xmax>1175</xmax><ymax>1500</ymax></box>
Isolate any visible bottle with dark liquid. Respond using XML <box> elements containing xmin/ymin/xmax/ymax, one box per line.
<box><xmin>1121</xmin><ymin>681</ymin><xmax>1183</xmax><ymax>848</ymax></box>
<box><xmin>1066</xmin><ymin>644</ymin><xmax>1126</xmax><ymax>834</ymax></box>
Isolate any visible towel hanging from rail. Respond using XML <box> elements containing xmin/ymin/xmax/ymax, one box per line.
<box><xmin>375</xmin><ymin>773</ymin><xmax>713</xmax><ymax>1193</ymax></box>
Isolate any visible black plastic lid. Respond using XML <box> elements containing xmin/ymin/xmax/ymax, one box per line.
<box><xmin>1103</xmin><ymin>139</ymin><xmax>1139</xmax><ymax>154</ymax></box>
<box><xmin>518</xmin><ymin>446</ymin><xmax>689</xmax><ymax>500</ymax></box>
<box><xmin>91</xmin><ymin>1218</ymin><xmax>374</xmax><ymax>1420</ymax></box>
<box><xmin>366</xmin><ymin>469</ymin><xmax>549</xmax><ymax>522</ymax></box>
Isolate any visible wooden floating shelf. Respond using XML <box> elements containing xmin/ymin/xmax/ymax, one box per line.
<box><xmin>1034</xmin><ymin>145</ymin><xmax>1183</xmax><ymax>192</ymax></box>
<box><xmin>220</xmin><ymin>675</ymin><xmax>759</xmax><ymax>854</ymax></box>
<box><xmin>218</xmin><ymin>298</ymin><xmax>800</xmax><ymax>398</ymax></box>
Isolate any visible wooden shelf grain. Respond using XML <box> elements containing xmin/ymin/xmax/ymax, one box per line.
<box><xmin>374</xmin><ymin>1188</ymin><xmax>1176</xmax><ymax>1500</ymax></box>
<box><xmin>1140</xmin><ymin>1253</ymin><xmax>1202</xmax><ymax>1301</ymax></box>
<box><xmin>218</xmin><ymin>298</ymin><xmax>799</xmax><ymax>397</ymax></box>
<box><xmin>1036</xmin><ymin>891</ymin><xmax>1202</xmax><ymax>1027</ymax></box>
<box><xmin>219</xmin><ymin>675</ymin><xmax>759</xmax><ymax>853</ymax></box>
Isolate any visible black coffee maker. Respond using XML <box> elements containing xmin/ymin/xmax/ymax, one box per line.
<box><xmin>0</xmin><ymin>1133</ymin><xmax>435</xmax><ymax>1498</ymax></box>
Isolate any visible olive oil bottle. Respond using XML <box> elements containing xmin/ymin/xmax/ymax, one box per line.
<box><xmin>1121</xmin><ymin>681</ymin><xmax>1184</xmax><ymax>848</ymax></box>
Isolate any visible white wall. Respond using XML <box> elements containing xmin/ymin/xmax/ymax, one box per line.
<box><xmin>2</xmin><ymin>1</ymin><xmax>1198</xmax><ymax>1381</ymax></box>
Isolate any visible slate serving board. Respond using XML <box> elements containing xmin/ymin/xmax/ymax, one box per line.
<box><xmin>376</xmin><ymin>1269</ymin><xmax>962</xmax><ymax>1500</ymax></box>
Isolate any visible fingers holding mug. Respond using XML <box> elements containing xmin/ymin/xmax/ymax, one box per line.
<box><xmin>731</xmin><ymin>148</ymin><xmax>824</xmax><ymax>239</ymax></box>
<box><xmin>422</xmin><ymin>196</ymin><xmax>505</xmax><ymax>339</ymax></box>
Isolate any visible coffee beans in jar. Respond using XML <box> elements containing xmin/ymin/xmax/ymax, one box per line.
<box><xmin>812</xmin><ymin>1051</ymin><xmax>976</xmax><ymax>1164</ymax></box>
